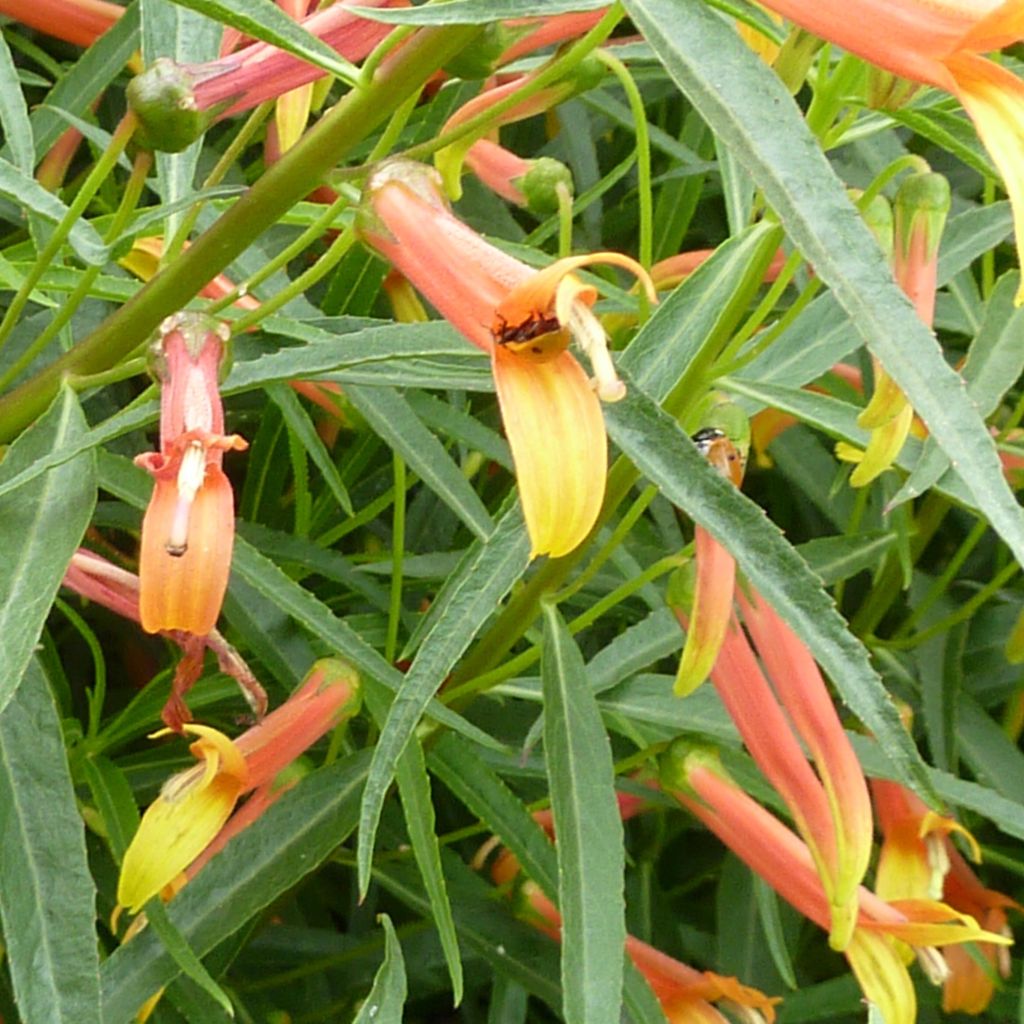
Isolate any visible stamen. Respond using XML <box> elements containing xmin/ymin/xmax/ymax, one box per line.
<box><xmin>566</xmin><ymin>299</ymin><xmax>626</xmax><ymax>403</ymax></box>
<box><xmin>924</xmin><ymin>833</ymin><xmax>950</xmax><ymax>900</ymax></box>
<box><xmin>916</xmin><ymin>946</ymin><xmax>950</xmax><ymax>986</ymax></box>
<box><xmin>166</xmin><ymin>441</ymin><xmax>206</xmax><ymax>556</ymax></box>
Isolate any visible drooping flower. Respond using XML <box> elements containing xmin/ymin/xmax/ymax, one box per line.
<box><xmin>126</xmin><ymin>0</ymin><xmax>399</xmax><ymax>151</ymax></box>
<box><xmin>753</xmin><ymin>0</ymin><xmax>1024</xmax><ymax>301</ymax></box>
<box><xmin>661</xmin><ymin>743</ymin><xmax>1013</xmax><ymax>1024</ymax></box>
<box><xmin>516</xmin><ymin>879</ymin><xmax>779</xmax><ymax>1024</ymax></box>
<box><xmin>464</xmin><ymin>139</ymin><xmax>574</xmax><ymax>215</ymax></box>
<box><xmin>0</xmin><ymin>0</ymin><xmax>121</xmax><ymax>47</ymax></box>
<box><xmin>117</xmin><ymin>657</ymin><xmax>361</xmax><ymax>915</ymax></box>
<box><xmin>671</xmin><ymin>421</ymin><xmax>747</xmax><ymax>697</ymax></box>
<box><xmin>359</xmin><ymin>158</ymin><xmax>656</xmax><ymax>558</ymax></box>
<box><xmin>941</xmin><ymin>842</ymin><xmax>1019</xmax><ymax>1013</ymax></box>
<box><xmin>838</xmin><ymin>172</ymin><xmax>951</xmax><ymax>484</ymax></box>
<box><xmin>478</xmin><ymin>786</ymin><xmax>778</xmax><ymax>1024</ymax></box>
<box><xmin>135</xmin><ymin>312</ymin><xmax>247</xmax><ymax>637</ymax></box>
<box><xmin>63</xmin><ymin>548</ymin><xmax>268</xmax><ymax>729</ymax></box>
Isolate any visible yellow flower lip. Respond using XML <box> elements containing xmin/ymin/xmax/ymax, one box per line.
<box><xmin>117</xmin><ymin>725</ymin><xmax>247</xmax><ymax>915</ymax></box>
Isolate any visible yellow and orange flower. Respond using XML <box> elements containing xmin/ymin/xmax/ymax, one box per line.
<box><xmin>359</xmin><ymin>159</ymin><xmax>656</xmax><ymax>559</ymax></box>
<box><xmin>755</xmin><ymin>0</ymin><xmax>1024</xmax><ymax>301</ymax></box>
<box><xmin>662</xmin><ymin>744</ymin><xmax>1013</xmax><ymax>1024</ymax></box>
<box><xmin>135</xmin><ymin>312</ymin><xmax>247</xmax><ymax>636</ymax></box>
<box><xmin>117</xmin><ymin>657</ymin><xmax>361</xmax><ymax>915</ymax></box>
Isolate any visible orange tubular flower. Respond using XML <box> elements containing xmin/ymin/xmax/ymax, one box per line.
<box><xmin>359</xmin><ymin>159</ymin><xmax>656</xmax><ymax>558</ymax></box>
<box><xmin>136</xmin><ymin>313</ymin><xmax>247</xmax><ymax>636</ymax></box>
<box><xmin>0</xmin><ymin>0</ymin><xmax>121</xmax><ymax>47</ymax></box>
<box><xmin>516</xmin><ymin>881</ymin><xmax>778</xmax><ymax>1024</ymax></box>
<box><xmin>662</xmin><ymin>745</ymin><xmax>1013</xmax><ymax>1024</ymax></box>
<box><xmin>754</xmin><ymin>0</ymin><xmax>1024</xmax><ymax>301</ymax></box>
<box><xmin>117</xmin><ymin>657</ymin><xmax>361</xmax><ymax>915</ymax></box>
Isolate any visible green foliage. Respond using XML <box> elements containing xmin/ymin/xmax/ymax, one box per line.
<box><xmin>0</xmin><ymin>3</ymin><xmax>1022</xmax><ymax>1023</ymax></box>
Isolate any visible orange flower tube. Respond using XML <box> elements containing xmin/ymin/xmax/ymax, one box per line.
<box><xmin>359</xmin><ymin>159</ymin><xmax>656</xmax><ymax>558</ymax></box>
<box><xmin>755</xmin><ymin>0</ymin><xmax>1024</xmax><ymax>301</ymax></box>
<box><xmin>136</xmin><ymin>313</ymin><xmax>247</xmax><ymax>635</ymax></box>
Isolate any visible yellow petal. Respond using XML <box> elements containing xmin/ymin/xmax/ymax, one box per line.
<box><xmin>117</xmin><ymin>728</ymin><xmax>247</xmax><ymax>914</ymax></box>
<box><xmin>275</xmin><ymin>82</ymin><xmax>313</xmax><ymax>154</ymax></box>
<box><xmin>850</xmin><ymin>403</ymin><xmax>914</xmax><ymax>486</ymax></box>
<box><xmin>947</xmin><ymin>52</ymin><xmax>1024</xmax><ymax>304</ymax></box>
<box><xmin>858</xmin><ymin>359</ymin><xmax>908</xmax><ymax>429</ymax></box>
<box><xmin>674</xmin><ymin>527</ymin><xmax>735</xmax><ymax>696</ymax></box>
<box><xmin>492</xmin><ymin>347</ymin><xmax>606</xmax><ymax>558</ymax></box>
<box><xmin>845</xmin><ymin>930</ymin><xmax>916</xmax><ymax>1024</ymax></box>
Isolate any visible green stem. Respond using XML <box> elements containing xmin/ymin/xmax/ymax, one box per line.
<box><xmin>0</xmin><ymin>147</ymin><xmax>152</xmax><ymax>393</ymax></box>
<box><xmin>165</xmin><ymin>101</ymin><xmax>275</xmax><ymax>263</ymax></box>
<box><xmin>892</xmin><ymin>518</ymin><xmax>988</xmax><ymax>639</ymax></box>
<box><xmin>231</xmin><ymin>225</ymin><xmax>357</xmax><ymax>332</ymax></box>
<box><xmin>0</xmin><ymin>112</ymin><xmax>136</xmax><ymax>354</ymax></box>
<box><xmin>556</xmin><ymin>181</ymin><xmax>574</xmax><ymax>259</ymax></box>
<box><xmin>881</xmin><ymin>560</ymin><xmax>1020</xmax><ymax>651</ymax></box>
<box><xmin>849</xmin><ymin>491</ymin><xmax>949</xmax><ymax>637</ymax></box>
<box><xmin>597</xmin><ymin>49</ymin><xmax>652</xmax><ymax>271</ymax></box>
<box><xmin>0</xmin><ymin>24</ymin><xmax>482</xmax><ymax>442</ymax></box>
<box><xmin>207</xmin><ymin>192</ymin><xmax>351</xmax><ymax>318</ymax></box>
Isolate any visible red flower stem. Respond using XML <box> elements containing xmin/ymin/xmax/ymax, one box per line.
<box><xmin>0</xmin><ymin>23</ymin><xmax>482</xmax><ymax>443</ymax></box>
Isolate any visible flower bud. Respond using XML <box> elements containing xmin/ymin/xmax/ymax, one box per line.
<box><xmin>519</xmin><ymin>157</ymin><xmax>574</xmax><ymax>215</ymax></box>
<box><xmin>127</xmin><ymin>59</ymin><xmax>209</xmax><ymax>153</ymax></box>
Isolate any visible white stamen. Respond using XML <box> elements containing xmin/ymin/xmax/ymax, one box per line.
<box><xmin>567</xmin><ymin>300</ymin><xmax>626</xmax><ymax>403</ymax></box>
<box><xmin>166</xmin><ymin>441</ymin><xmax>206</xmax><ymax>557</ymax></box>
<box><xmin>924</xmin><ymin>834</ymin><xmax>950</xmax><ymax>900</ymax></box>
<box><xmin>916</xmin><ymin>946</ymin><xmax>950</xmax><ymax>986</ymax></box>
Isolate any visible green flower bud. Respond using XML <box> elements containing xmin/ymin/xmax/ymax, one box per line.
<box><xmin>519</xmin><ymin>157</ymin><xmax>574</xmax><ymax>215</ymax></box>
<box><xmin>127</xmin><ymin>59</ymin><xmax>207</xmax><ymax>153</ymax></box>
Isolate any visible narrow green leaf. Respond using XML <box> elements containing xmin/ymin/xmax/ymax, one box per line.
<box><xmin>754</xmin><ymin>878</ymin><xmax>798</xmax><ymax>990</ymax></box>
<box><xmin>167</xmin><ymin>0</ymin><xmax>361</xmax><ymax>82</ymax></box>
<box><xmin>363</xmin><ymin>683</ymin><xmax>463</xmax><ymax>1005</ymax></box>
<box><xmin>0</xmin><ymin>3</ymin><xmax>139</xmax><ymax>169</ymax></box>
<box><xmin>604</xmin><ymin>383</ymin><xmax>936</xmax><ymax>800</ymax></box>
<box><xmin>892</xmin><ymin>271</ymin><xmax>1024</xmax><ymax>504</ymax></box>
<box><xmin>345</xmin><ymin>383</ymin><xmax>494</xmax><ymax>540</ymax></box>
<box><xmin>143</xmin><ymin>901</ymin><xmax>234</xmax><ymax>1018</ymax></box>
<box><xmin>626</xmin><ymin>0</ymin><xmax>1024</xmax><ymax>572</ymax></box>
<box><xmin>80</xmin><ymin>754</ymin><xmax>141</xmax><ymax>863</ymax></box>
<box><xmin>0</xmin><ymin>660</ymin><xmax>101</xmax><ymax>1024</ymax></box>
<box><xmin>0</xmin><ymin>387</ymin><xmax>96</xmax><ymax>717</ymax></box>
<box><xmin>357</xmin><ymin>510</ymin><xmax>531</xmax><ymax>895</ymax></box>
<box><xmin>100</xmin><ymin>751</ymin><xmax>371</xmax><ymax>1024</ymax></box>
<box><xmin>374</xmin><ymin>853</ymin><xmax>563</xmax><ymax>1011</ymax></box>
<box><xmin>796</xmin><ymin>532</ymin><xmax>897</xmax><ymax>585</ymax></box>
<box><xmin>353</xmin><ymin>0</ymin><xmax>608</xmax><ymax>23</ymax></box>
<box><xmin>0</xmin><ymin>33</ymin><xmax>34</xmax><ymax>175</ymax></box>
<box><xmin>0</xmin><ymin>159</ymin><xmax>107</xmax><ymax>264</ymax></box>
<box><xmin>430</xmin><ymin>732</ymin><xmax>559</xmax><ymax>898</ymax></box>
<box><xmin>541</xmin><ymin>602</ymin><xmax>625</xmax><ymax>1024</ymax></box>
<box><xmin>353</xmin><ymin>916</ymin><xmax>407</xmax><ymax>1024</ymax></box>
<box><xmin>622</xmin><ymin>961</ymin><xmax>668</xmax><ymax>1024</ymax></box>
<box><xmin>267</xmin><ymin>382</ymin><xmax>354</xmax><ymax>516</ymax></box>
<box><xmin>958</xmin><ymin>696</ymin><xmax>1024</xmax><ymax>806</ymax></box>
<box><xmin>620</xmin><ymin>221</ymin><xmax>777</xmax><ymax>402</ymax></box>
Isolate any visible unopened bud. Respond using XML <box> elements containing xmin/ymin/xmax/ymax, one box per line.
<box><xmin>519</xmin><ymin>157</ymin><xmax>574</xmax><ymax>215</ymax></box>
<box><xmin>127</xmin><ymin>59</ymin><xmax>208</xmax><ymax>153</ymax></box>
<box><xmin>894</xmin><ymin>172</ymin><xmax>951</xmax><ymax>265</ymax></box>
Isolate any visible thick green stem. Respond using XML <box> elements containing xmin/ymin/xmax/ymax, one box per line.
<box><xmin>0</xmin><ymin>24</ymin><xmax>481</xmax><ymax>442</ymax></box>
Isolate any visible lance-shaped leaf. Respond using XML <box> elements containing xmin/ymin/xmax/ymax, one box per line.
<box><xmin>0</xmin><ymin>387</ymin><xmax>96</xmax><ymax>716</ymax></box>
